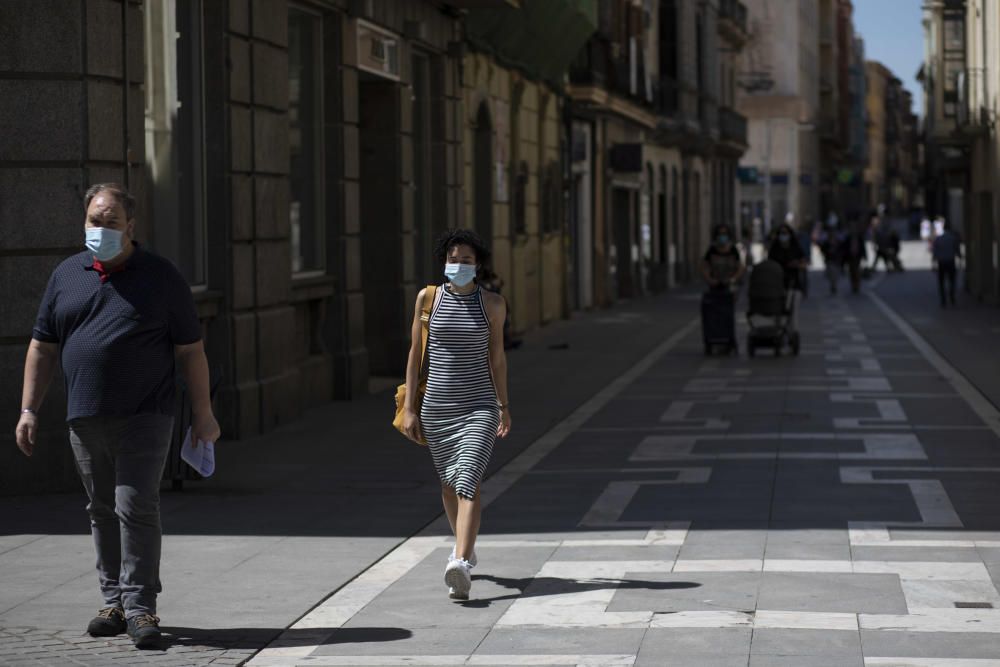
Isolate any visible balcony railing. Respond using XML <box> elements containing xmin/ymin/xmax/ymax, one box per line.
<box><xmin>719</xmin><ymin>107</ymin><xmax>747</xmax><ymax>146</ymax></box>
<box><xmin>699</xmin><ymin>93</ymin><xmax>718</xmax><ymax>136</ymax></box>
<box><xmin>654</xmin><ymin>77</ymin><xmax>680</xmax><ymax>116</ymax></box>
<box><xmin>569</xmin><ymin>36</ymin><xmax>652</xmax><ymax>107</ymax></box>
<box><xmin>957</xmin><ymin>67</ymin><xmax>992</xmax><ymax>132</ymax></box>
<box><xmin>718</xmin><ymin>0</ymin><xmax>748</xmax><ymax>34</ymax></box>
<box><xmin>568</xmin><ymin>37</ymin><xmax>608</xmax><ymax>87</ymax></box>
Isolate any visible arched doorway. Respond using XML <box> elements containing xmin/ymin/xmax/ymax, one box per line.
<box><xmin>474</xmin><ymin>101</ymin><xmax>493</xmax><ymax>244</ymax></box>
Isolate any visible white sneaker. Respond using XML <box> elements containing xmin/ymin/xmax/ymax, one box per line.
<box><xmin>444</xmin><ymin>558</ymin><xmax>472</xmax><ymax>600</ymax></box>
<box><xmin>449</xmin><ymin>548</ymin><xmax>477</xmax><ymax>568</ymax></box>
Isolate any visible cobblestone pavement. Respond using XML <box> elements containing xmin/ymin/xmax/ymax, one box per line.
<box><xmin>248</xmin><ymin>277</ymin><xmax>1000</xmax><ymax>666</ymax></box>
<box><xmin>0</xmin><ymin>626</ymin><xmax>256</xmax><ymax>665</ymax></box>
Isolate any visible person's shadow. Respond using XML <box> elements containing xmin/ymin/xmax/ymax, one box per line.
<box><xmin>155</xmin><ymin>626</ymin><xmax>412</xmax><ymax>652</ymax></box>
<box><xmin>458</xmin><ymin>574</ymin><xmax>701</xmax><ymax>608</ymax></box>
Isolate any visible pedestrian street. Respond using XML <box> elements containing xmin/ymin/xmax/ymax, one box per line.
<box><xmin>251</xmin><ymin>288</ymin><xmax>1000</xmax><ymax>667</ymax></box>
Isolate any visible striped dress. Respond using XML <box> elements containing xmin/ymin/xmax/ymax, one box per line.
<box><xmin>420</xmin><ymin>284</ymin><xmax>501</xmax><ymax>499</ymax></box>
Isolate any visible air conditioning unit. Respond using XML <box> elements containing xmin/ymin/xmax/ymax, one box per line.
<box><xmin>356</xmin><ymin>20</ymin><xmax>400</xmax><ymax>81</ymax></box>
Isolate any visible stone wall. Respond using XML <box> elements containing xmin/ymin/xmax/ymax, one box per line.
<box><xmin>461</xmin><ymin>53</ymin><xmax>565</xmax><ymax>334</ymax></box>
<box><xmin>0</xmin><ymin>0</ymin><xmax>145</xmax><ymax>494</ymax></box>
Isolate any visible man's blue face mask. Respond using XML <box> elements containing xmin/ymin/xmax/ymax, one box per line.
<box><xmin>85</xmin><ymin>227</ymin><xmax>124</xmax><ymax>262</ymax></box>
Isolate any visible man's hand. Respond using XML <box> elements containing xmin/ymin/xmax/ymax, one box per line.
<box><xmin>191</xmin><ymin>411</ymin><xmax>220</xmax><ymax>447</ymax></box>
<box><xmin>15</xmin><ymin>412</ymin><xmax>38</xmax><ymax>457</ymax></box>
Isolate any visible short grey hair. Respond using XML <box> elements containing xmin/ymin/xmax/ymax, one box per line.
<box><xmin>84</xmin><ymin>183</ymin><xmax>136</xmax><ymax>220</ymax></box>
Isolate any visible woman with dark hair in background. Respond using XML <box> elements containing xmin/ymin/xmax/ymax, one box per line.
<box><xmin>400</xmin><ymin>229</ymin><xmax>511</xmax><ymax>601</ymax></box>
<box><xmin>768</xmin><ymin>222</ymin><xmax>808</xmax><ymax>332</ymax></box>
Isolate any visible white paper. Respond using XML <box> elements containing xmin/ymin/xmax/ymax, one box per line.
<box><xmin>180</xmin><ymin>426</ymin><xmax>215</xmax><ymax>477</ymax></box>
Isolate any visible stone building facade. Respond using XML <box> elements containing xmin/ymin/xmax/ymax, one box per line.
<box><xmin>1</xmin><ymin>0</ymin><xmax>746</xmax><ymax>495</ymax></box>
<box><xmin>737</xmin><ymin>0</ymin><xmax>822</xmax><ymax>231</ymax></box>
<box><xmin>922</xmin><ymin>0</ymin><xmax>1000</xmax><ymax>304</ymax></box>
<box><xmin>1</xmin><ymin>0</ymin><xmax>469</xmax><ymax>494</ymax></box>
<box><xmin>566</xmin><ymin>0</ymin><xmax>748</xmax><ymax>307</ymax></box>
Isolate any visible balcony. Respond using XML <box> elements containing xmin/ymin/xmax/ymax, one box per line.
<box><xmin>654</xmin><ymin>77</ymin><xmax>680</xmax><ymax>116</ymax></box>
<box><xmin>464</xmin><ymin>0</ymin><xmax>598</xmax><ymax>88</ymax></box>
<box><xmin>699</xmin><ymin>92</ymin><xmax>719</xmax><ymax>139</ymax></box>
<box><xmin>717</xmin><ymin>0</ymin><xmax>748</xmax><ymax>45</ymax></box>
<box><xmin>719</xmin><ymin>107</ymin><xmax>748</xmax><ymax>149</ymax></box>
<box><xmin>957</xmin><ymin>67</ymin><xmax>993</xmax><ymax>135</ymax></box>
<box><xmin>569</xmin><ymin>36</ymin><xmax>652</xmax><ymax>108</ymax></box>
<box><xmin>568</xmin><ymin>37</ymin><xmax>609</xmax><ymax>87</ymax></box>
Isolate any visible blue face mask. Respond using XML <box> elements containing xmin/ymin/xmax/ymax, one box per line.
<box><xmin>85</xmin><ymin>227</ymin><xmax>124</xmax><ymax>261</ymax></box>
<box><xmin>444</xmin><ymin>263</ymin><xmax>477</xmax><ymax>287</ymax></box>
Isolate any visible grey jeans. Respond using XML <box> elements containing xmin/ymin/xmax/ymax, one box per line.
<box><xmin>69</xmin><ymin>414</ymin><xmax>173</xmax><ymax>618</ymax></box>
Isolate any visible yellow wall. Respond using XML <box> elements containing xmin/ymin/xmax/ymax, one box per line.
<box><xmin>461</xmin><ymin>52</ymin><xmax>565</xmax><ymax>332</ymax></box>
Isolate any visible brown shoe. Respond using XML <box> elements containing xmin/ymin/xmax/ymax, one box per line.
<box><xmin>126</xmin><ymin>613</ymin><xmax>162</xmax><ymax>649</ymax></box>
<box><xmin>86</xmin><ymin>607</ymin><xmax>126</xmax><ymax>636</ymax></box>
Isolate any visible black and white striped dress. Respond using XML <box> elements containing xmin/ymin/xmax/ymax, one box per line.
<box><xmin>420</xmin><ymin>284</ymin><xmax>500</xmax><ymax>499</ymax></box>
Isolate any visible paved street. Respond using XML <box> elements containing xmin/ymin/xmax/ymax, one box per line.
<box><xmin>4</xmin><ymin>267</ymin><xmax>1000</xmax><ymax>666</ymax></box>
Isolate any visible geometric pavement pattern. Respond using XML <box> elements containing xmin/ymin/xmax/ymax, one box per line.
<box><xmin>247</xmin><ymin>289</ymin><xmax>1000</xmax><ymax>666</ymax></box>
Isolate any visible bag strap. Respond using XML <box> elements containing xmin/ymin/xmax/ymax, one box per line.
<box><xmin>417</xmin><ymin>285</ymin><xmax>437</xmax><ymax>378</ymax></box>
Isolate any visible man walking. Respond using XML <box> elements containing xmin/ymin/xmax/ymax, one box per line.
<box><xmin>14</xmin><ymin>184</ymin><xmax>220</xmax><ymax>648</ymax></box>
<box><xmin>932</xmin><ymin>220</ymin><xmax>962</xmax><ymax>307</ymax></box>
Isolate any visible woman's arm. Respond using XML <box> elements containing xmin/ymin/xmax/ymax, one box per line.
<box><xmin>402</xmin><ymin>288</ymin><xmax>428</xmax><ymax>442</ymax></box>
<box><xmin>700</xmin><ymin>258</ymin><xmax>716</xmax><ymax>285</ymax></box>
<box><xmin>485</xmin><ymin>292</ymin><xmax>511</xmax><ymax>438</ymax></box>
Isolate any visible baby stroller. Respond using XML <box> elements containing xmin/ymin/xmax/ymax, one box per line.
<box><xmin>746</xmin><ymin>259</ymin><xmax>800</xmax><ymax>357</ymax></box>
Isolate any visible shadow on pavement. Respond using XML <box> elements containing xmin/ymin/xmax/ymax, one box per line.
<box><xmin>159</xmin><ymin>625</ymin><xmax>412</xmax><ymax>650</ymax></box>
<box><xmin>459</xmin><ymin>575</ymin><xmax>700</xmax><ymax>607</ymax></box>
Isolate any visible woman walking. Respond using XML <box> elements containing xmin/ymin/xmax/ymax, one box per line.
<box><xmin>401</xmin><ymin>229</ymin><xmax>511</xmax><ymax>600</ymax></box>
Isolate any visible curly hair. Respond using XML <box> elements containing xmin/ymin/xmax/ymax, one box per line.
<box><xmin>433</xmin><ymin>228</ymin><xmax>491</xmax><ymax>266</ymax></box>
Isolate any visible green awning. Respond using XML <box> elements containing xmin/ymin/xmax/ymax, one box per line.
<box><xmin>464</xmin><ymin>0</ymin><xmax>598</xmax><ymax>89</ymax></box>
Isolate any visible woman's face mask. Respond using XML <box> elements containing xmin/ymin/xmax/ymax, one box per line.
<box><xmin>715</xmin><ymin>234</ymin><xmax>730</xmax><ymax>246</ymax></box>
<box><xmin>444</xmin><ymin>262</ymin><xmax>477</xmax><ymax>287</ymax></box>
<box><xmin>778</xmin><ymin>232</ymin><xmax>791</xmax><ymax>245</ymax></box>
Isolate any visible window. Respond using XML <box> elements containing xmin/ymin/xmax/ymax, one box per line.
<box><xmin>144</xmin><ymin>0</ymin><xmax>207</xmax><ymax>286</ymax></box>
<box><xmin>541</xmin><ymin>162</ymin><xmax>560</xmax><ymax>235</ymax></box>
<box><xmin>289</xmin><ymin>6</ymin><xmax>325</xmax><ymax>274</ymax></box>
<box><xmin>943</xmin><ymin>58</ymin><xmax>963</xmax><ymax>117</ymax></box>
<box><xmin>943</xmin><ymin>15</ymin><xmax>964</xmax><ymax>52</ymax></box>
<box><xmin>513</xmin><ymin>161</ymin><xmax>529</xmax><ymax>236</ymax></box>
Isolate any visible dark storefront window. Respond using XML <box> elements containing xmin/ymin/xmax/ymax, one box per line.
<box><xmin>513</xmin><ymin>161</ymin><xmax>529</xmax><ymax>236</ymax></box>
<box><xmin>144</xmin><ymin>0</ymin><xmax>207</xmax><ymax>286</ymax></box>
<box><xmin>289</xmin><ymin>6</ymin><xmax>325</xmax><ymax>274</ymax></box>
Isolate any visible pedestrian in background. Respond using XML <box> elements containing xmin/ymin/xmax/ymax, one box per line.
<box><xmin>796</xmin><ymin>217</ymin><xmax>814</xmax><ymax>297</ymax></box>
<box><xmin>816</xmin><ymin>213</ymin><xmax>844</xmax><ymax>295</ymax></box>
<box><xmin>401</xmin><ymin>229</ymin><xmax>511</xmax><ymax>601</ymax></box>
<box><xmin>932</xmin><ymin>220</ymin><xmax>963</xmax><ymax>307</ymax></box>
<box><xmin>768</xmin><ymin>222</ymin><xmax>808</xmax><ymax>332</ymax></box>
<box><xmin>701</xmin><ymin>223</ymin><xmax>746</xmax><ymax>291</ymax></box>
<box><xmin>843</xmin><ymin>217</ymin><xmax>867</xmax><ymax>294</ymax></box>
<box><xmin>14</xmin><ymin>184</ymin><xmax>219</xmax><ymax>649</ymax></box>
<box><xmin>871</xmin><ymin>213</ymin><xmax>893</xmax><ymax>273</ymax></box>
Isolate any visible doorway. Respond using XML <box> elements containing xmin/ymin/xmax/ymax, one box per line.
<box><xmin>359</xmin><ymin>75</ymin><xmax>404</xmax><ymax>377</ymax></box>
<box><xmin>613</xmin><ymin>187</ymin><xmax>636</xmax><ymax>299</ymax></box>
<box><xmin>473</xmin><ymin>102</ymin><xmax>493</xmax><ymax>244</ymax></box>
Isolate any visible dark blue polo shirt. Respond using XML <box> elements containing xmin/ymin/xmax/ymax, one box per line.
<box><xmin>32</xmin><ymin>245</ymin><xmax>202</xmax><ymax>421</ymax></box>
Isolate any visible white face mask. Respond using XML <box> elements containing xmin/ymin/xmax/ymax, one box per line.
<box><xmin>444</xmin><ymin>263</ymin><xmax>477</xmax><ymax>287</ymax></box>
<box><xmin>85</xmin><ymin>227</ymin><xmax>124</xmax><ymax>261</ymax></box>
